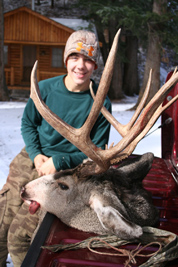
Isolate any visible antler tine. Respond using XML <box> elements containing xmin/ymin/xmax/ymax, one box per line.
<box><xmin>80</xmin><ymin>29</ymin><xmax>121</xmax><ymax>136</ymax></box>
<box><xmin>89</xmin><ymin>69</ymin><xmax>152</xmax><ymax>137</ymax></box>
<box><xmin>127</xmin><ymin>69</ymin><xmax>152</xmax><ymax>129</ymax></box>
<box><xmin>172</xmin><ymin>66</ymin><xmax>177</xmax><ymax>75</ymax></box>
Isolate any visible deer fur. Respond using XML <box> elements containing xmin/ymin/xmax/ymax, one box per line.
<box><xmin>21</xmin><ymin>152</ymin><xmax>158</xmax><ymax>240</ymax></box>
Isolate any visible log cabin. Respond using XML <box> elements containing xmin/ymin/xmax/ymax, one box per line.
<box><xmin>4</xmin><ymin>6</ymin><xmax>76</xmax><ymax>91</ymax></box>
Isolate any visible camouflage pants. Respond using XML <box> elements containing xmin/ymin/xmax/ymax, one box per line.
<box><xmin>0</xmin><ymin>148</ymin><xmax>39</xmax><ymax>267</ymax></box>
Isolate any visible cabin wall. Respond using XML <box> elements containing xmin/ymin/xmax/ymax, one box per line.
<box><xmin>5</xmin><ymin>44</ymin><xmax>22</xmax><ymax>86</ymax></box>
<box><xmin>38</xmin><ymin>45</ymin><xmax>67</xmax><ymax>81</ymax></box>
<box><xmin>5</xmin><ymin>43</ymin><xmax>67</xmax><ymax>87</ymax></box>
<box><xmin>10</xmin><ymin>44</ymin><xmax>22</xmax><ymax>85</ymax></box>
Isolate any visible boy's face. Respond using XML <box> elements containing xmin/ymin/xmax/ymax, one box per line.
<box><xmin>66</xmin><ymin>53</ymin><xmax>96</xmax><ymax>89</ymax></box>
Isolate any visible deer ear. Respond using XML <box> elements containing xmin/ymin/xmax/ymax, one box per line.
<box><xmin>89</xmin><ymin>195</ymin><xmax>143</xmax><ymax>240</ymax></box>
<box><xmin>116</xmin><ymin>152</ymin><xmax>154</xmax><ymax>182</ymax></box>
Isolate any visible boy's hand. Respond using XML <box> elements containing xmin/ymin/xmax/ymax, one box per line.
<box><xmin>34</xmin><ymin>154</ymin><xmax>56</xmax><ymax>176</ymax></box>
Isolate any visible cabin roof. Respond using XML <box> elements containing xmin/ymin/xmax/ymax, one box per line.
<box><xmin>4</xmin><ymin>6</ymin><xmax>75</xmax><ymax>45</ymax></box>
<box><xmin>4</xmin><ymin>6</ymin><xmax>74</xmax><ymax>33</ymax></box>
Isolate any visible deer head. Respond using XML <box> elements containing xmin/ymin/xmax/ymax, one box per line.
<box><xmin>30</xmin><ymin>28</ymin><xmax>178</xmax><ymax>174</ymax></box>
<box><xmin>21</xmin><ymin>152</ymin><xmax>159</xmax><ymax>240</ymax></box>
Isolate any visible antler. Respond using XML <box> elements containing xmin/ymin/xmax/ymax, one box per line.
<box><xmin>30</xmin><ymin>28</ymin><xmax>178</xmax><ymax>174</ymax></box>
<box><xmin>90</xmin><ymin>67</ymin><xmax>178</xmax><ymax>164</ymax></box>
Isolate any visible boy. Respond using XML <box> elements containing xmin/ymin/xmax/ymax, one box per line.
<box><xmin>0</xmin><ymin>30</ymin><xmax>111</xmax><ymax>266</ymax></box>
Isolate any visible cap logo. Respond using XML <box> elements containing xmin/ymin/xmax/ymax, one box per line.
<box><xmin>76</xmin><ymin>42</ymin><xmax>94</xmax><ymax>57</ymax></box>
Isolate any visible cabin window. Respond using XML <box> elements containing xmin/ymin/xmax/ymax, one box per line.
<box><xmin>52</xmin><ymin>47</ymin><xmax>63</xmax><ymax>68</ymax></box>
<box><xmin>4</xmin><ymin>45</ymin><xmax>8</xmax><ymax>65</ymax></box>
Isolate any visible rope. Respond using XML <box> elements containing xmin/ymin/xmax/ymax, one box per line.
<box><xmin>87</xmin><ymin>237</ymin><xmax>162</xmax><ymax>267</ymax></box>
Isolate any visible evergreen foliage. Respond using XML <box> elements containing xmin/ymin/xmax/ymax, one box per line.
<box><xmin>76</xmin><ymin>0</ymin><xmax>178</xmax><ymax>55</ymax></box>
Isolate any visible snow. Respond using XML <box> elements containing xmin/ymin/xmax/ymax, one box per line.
<box><xmin>0</xmin><ymin>96</ymin><xmax>161</xmax><ymax>266</ymax></box>
<box><xmin>0</xmin><ymin>102</ymin><xmax>26</xmax><ymax>185</ymax></box>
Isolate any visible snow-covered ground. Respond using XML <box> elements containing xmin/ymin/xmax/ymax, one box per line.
<box><xmin>0</xmin><ymin>96</ymin><xmax>162</xmax><ymax>266</ymax></box>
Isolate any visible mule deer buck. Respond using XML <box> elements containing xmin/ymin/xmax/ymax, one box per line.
<box><xmin>21</xmin><ymin>29</ymin><xmax>178</xmax><ymax>240</ymax></box>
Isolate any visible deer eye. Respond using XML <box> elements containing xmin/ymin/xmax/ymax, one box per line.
<box><xmin>58</xmin><ymin>182</ymin><xmax>69</xmax><ymax>190</ymax></box>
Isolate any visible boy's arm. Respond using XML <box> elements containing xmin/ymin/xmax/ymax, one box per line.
<box><xmin>21</xmin><ymin>97</ymin><xmax>43</xmax><ymax>162</ymax></box>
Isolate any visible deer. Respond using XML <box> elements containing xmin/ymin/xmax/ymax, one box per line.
<box><xmin>21</xmin><ymin>29</ymin><xmax>178</xmax><ymax>240</ymax></box>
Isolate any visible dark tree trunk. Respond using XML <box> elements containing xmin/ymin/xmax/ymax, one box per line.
<box><xmin>107</xmin><ymin>19</ymin><xmax>123</xmax><ymax>100</ymax></box>
<box><xmin>123</xmin><ymin>35</ymin><xmax>139</xmax><ymax>96</ymax></box>
<box><xmin>51</xmin><ymin>0</ymin><xmax>54</xmax><ymax>8</ymax></box>
<box><xmin>139</xmin><ymin>33</ymin><xmax>161</xmax><ymax>103</ymax></box>
<box><xmin>134</xmin><ymin>0</ymin><xmax>167</xmax><ymax>108</ymax></box>
<box><xmin>108</xmin><ymin>54</ymin><xmax>123</xmax><ymax>100</ymax></box>
<box><xmin>96</xmin><ymin>29</ymin><xmax>108</xmax><ymax>65</ymax></box>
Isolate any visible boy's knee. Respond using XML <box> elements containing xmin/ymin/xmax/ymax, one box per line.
<box><xmin>8</xmin><ymin>207</ymin><xmax>39</xmax><ymax>266</ymax></box>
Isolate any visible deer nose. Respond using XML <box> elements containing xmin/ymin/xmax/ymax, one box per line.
<box><xmin>21</xmin><ymin>186</ymin><xmax>25</xmax><ymax>193</ymax></box>
<box><xmin>20</xmin><ymin>186</ymin><xmax>26</xmax><ymax>198</ymax></box>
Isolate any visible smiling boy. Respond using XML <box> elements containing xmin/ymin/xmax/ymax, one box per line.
<box><xmin>0</xmin><ymin>30</ymin><xmax>111</xmax><ymax>266</ymax></box>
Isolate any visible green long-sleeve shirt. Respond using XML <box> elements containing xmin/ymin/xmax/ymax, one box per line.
<box><xmin>21</xmin><ymin>75</ymin><xmax>111</xmax><ymax>171</ymax></box>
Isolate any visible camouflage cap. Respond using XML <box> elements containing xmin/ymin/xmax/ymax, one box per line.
<box><xmin>64</xmin><ymin>30</ymin><xmax>99</xmax><ymax>68</ymax></box>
